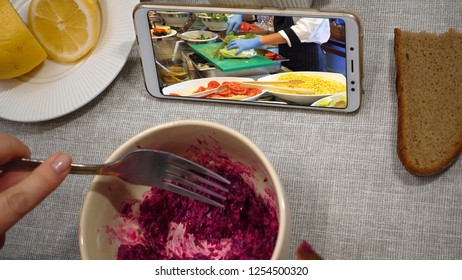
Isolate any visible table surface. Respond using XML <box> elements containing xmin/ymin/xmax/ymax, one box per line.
<box><xmin>1</xmin><ymin>0</ymin><xmax>461</xmax><ymax>260</ymax></box>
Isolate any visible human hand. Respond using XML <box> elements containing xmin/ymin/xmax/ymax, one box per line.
<box><xmin>226</xmin><ymin>14</ymin><xmax>243</xmax><ymax>34</ymax></box>
<box><xmin>0</xmin><ymin>134</ymin><xmax>72</xmax><ymax>249</ymax></box>
<box><xmin>226</xmin><ymin>37</ymin><xmax>263</xmax><ymax>55</ymax></box>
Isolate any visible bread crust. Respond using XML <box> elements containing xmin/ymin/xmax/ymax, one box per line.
<box><xmin>394</xmin><ymin>28</ymin><xmax>462</xmax><ymax>176</ymax></box>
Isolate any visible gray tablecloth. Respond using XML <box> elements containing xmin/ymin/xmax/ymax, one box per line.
<box><xmin>1</xmin><ymin>0</ymin><xmax>461</xmax><ymax>260</ymax></box>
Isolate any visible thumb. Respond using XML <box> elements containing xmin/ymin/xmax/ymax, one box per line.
<box><xmin>233</xmin><ymin>24</ymin><xmax>240</xmax><ymax>33</ymax></box>
<box><xmin>0</xmin><ymin>152</ymin><xmax>72</xmax><ymax>235</ymax></box>
<box><xmin>226</xmin><ymin>22</ymin><xmax>234</xmax><ymax>34</ymax></box>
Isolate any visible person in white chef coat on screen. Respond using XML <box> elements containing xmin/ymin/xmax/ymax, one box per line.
<box><xmin>226</xmin><ymin>15</ymin><xmax>330</xmax><ymax>71</ymax></box>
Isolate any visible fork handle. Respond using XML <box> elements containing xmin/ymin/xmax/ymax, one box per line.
<box><xmin>1</xmin><ymin>158</ymin><xmax>104</xmax><ymax>175</ymax></box>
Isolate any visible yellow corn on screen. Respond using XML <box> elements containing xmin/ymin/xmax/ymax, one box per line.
<box><xmin>277</xmin><ymin>73</ymin><xmax>346</xmax><ymax>95</ymax></box>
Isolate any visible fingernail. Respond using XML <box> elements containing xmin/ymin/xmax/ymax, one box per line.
<box><xmin>52</xmin><ymin>153</ymin><xmax>71</xmax><ymax>173</ymax></box>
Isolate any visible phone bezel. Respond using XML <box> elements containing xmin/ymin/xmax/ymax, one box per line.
<box><xmin>133</xmin><ymin>4</ymin><xmax>364</xmax><ymax>112</ymax></box>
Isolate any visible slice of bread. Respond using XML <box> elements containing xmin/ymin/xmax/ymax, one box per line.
<box><xmin>394</xmin><ymin>28</ymin><xmax>462</xmax><ymax>176</ymax></box>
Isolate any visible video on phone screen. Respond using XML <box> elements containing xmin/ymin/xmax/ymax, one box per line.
<box><xmin>149</xmin><ymin>11</ymin><xmax>347</xmax><ymax>109</ymax></box>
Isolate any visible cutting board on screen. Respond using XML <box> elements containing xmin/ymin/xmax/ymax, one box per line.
<box><xmin>189</xmin><ymin>42</ymin><xmax>277</xmax><ymax>72</ymax></box>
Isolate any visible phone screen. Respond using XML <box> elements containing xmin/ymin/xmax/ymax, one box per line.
<box><xmin>136</xmin><ymin>7</ymin><xmax>362</xmax><ymax>111</ymax></box>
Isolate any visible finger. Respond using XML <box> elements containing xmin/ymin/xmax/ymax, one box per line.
<box><xmin>0</xmin><ymin>171</ymin><xmax>29</xmax><ymax>191</ymax></box>
<box><xmin>0</xmin><ymin>152</ymin><xmax>71</xmax><ymax>235</ymax></box>
<box><xmin>0</xmin><ymin>135</ymin><xmax>31</xmax><ymax>165</ymax></box>
<box><xmin>233</xmin><ymin>24</ymin><xmax>240</xmax><ymax>33</ymax></box>
<box><xmin>226</xmin><ymin>41</ymin><xmax>235</xmax><ymax>50</ymax></box>
<box><xmin>226</xmin><ymin>22</ymin><xmax>234</xmax><ymax>34</ymax></box>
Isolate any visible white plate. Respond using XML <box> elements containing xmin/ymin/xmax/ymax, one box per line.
<box><xmin>0</xmin><ymin>0</ymin><xmax>138</xmax><ymax>122</ymax></box>
<box><xmin>152</xmin><ymin>29</ymin><xmax>177</xmax><ymax>39</ymax></box>
<box><xmin>258</xmin><ymin>72</ymin><xmax>347</xmax><ymax>105</ymax></box>
<box><xmin>162</xmin><ymin>77</ymin><xmax>266</xmax><ymax>101</ymax></box>
<box><xmin>311</xmin><ymin>92</ymin><xmax>347</xmax><ymax>108</ymax></box>
<box><xmin>180</xmin><ymin>31</ymin><xmax>218</xmax><ymax>43</ymax></box>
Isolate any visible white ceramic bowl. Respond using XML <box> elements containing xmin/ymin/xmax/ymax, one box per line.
<box><xmin>180</xmin><ymin>30</ymin><xmax>218</xmax><ymax>44</ymax></box>
<box><xmin>258</xmin><ymin>72</ymin><xmax>347</xmax><ymax>105</ymax></box>
<box><xmin>157</xmin><ymin>11</ymin><xmax>190</xmax><ymax>27</ymax></box>
<box><xmin>79</xmin><ymin>120</ymin><xmax>290</xmax><ymax>260</ymax></box>
<box><xmin>196</xmin><ymin>14</ymin><xmax>233</xmax><ymax>31</ymax></box>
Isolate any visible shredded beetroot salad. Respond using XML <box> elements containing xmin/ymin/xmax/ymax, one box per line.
<box><xmin>111</xmin><ymin>141</ymin><xmax>279</xmax><ymax>260</ymax></box>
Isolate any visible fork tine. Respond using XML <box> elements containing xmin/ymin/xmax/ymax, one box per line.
<box><xmin>161</xmin><ymin>151</ymin><xmax>231</xmax><ymax>185</ymax></box>
<box><xmin>163</xmin><ymin>172</ymin><xmax>226</xmax><ymax>200</ymax></box>
<box><xmin>161</xmin><ymin>180</ymin><xmax>225</xmax><ymax>208</ymax></box>
<box><xmin>165</xmin><ymin>164</ymin><xmax>229</xmax><ymax>192</ymax></box>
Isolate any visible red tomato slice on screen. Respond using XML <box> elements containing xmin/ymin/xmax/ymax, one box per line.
<box><xmin>228</xmin><ymin>82</ymin><xmax>246</xmax><ymax>94</ymax></box>
<box><xmin>245</xmin><ymin>88</ymin><xmax>262</xmax><ymax>96</ymax></box>
<box><xmin>207</xmin><ymin>80</ymin><xmax>220</xmax><ymax>89</ymax></box>
<box><xmin>194</xmin><ymin>86</ymin><xmax>207</xmax><ymax>93</ymax></box>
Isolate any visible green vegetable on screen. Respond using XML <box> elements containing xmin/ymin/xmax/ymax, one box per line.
<box><xmin>199</xmin><ymin>34</ymin><xmax>210</xmax><ymax>40</ymax></box>
<box><xmin>207</xmin><ymin>13</ymin><xmax>228</xmax><ymax>22</ymax></box>
<box><xmin>316</xmin><ymin>98</ymin><xmax>334</xmax><ymax>107</ymax></box>
<box><xmin>222</xmin><ymin>33</ymin><xmax>256</xmax><ymax>44</ymax></box>
<box><xmin>218</xmin><ymin>48</ymin><xmax>256</xmax><ymax>59</ymax></box>
<box><xmin>217</xmin><ymin>33</ymin><xmax>258</xmax><ymax>60</ymax></box>
<box><xmin>316</xmin><ymin>94</ymin><xmax>347</xmax><ymax>108</ymax></box>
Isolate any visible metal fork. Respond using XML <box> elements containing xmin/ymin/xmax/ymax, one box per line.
<box><xmin>1</xmin><ymin>149</ymin><xmax>230</xmax><ymax>208</ymax></box>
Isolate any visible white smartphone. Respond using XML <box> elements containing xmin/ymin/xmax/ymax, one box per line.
<box><xmin>133</xmin><ymin>3</ymin><xmax>363</xmax><ymax>112</ymax></box>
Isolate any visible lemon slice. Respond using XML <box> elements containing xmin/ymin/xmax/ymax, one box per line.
<box><xmin>28</xmin><ymin>0</ymin><xmax>100</xmax><ymax>62</ymax></box>
<box><xmin>0</xmin><ymin>0</ymin><xmax>47</xmax><ymax>79</ymax></box>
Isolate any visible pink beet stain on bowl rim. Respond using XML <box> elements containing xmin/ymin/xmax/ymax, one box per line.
<box><xmin>103</xmin><ymin>134</ymin><xmax>279</xmax><ymax>260</ymax></box>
